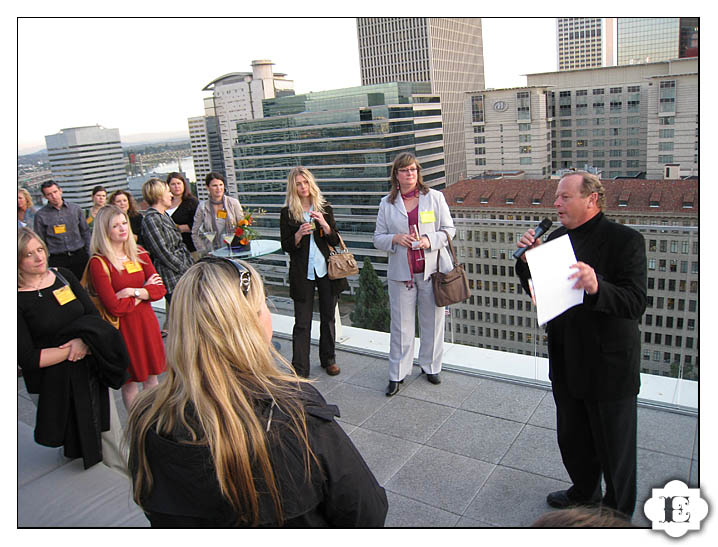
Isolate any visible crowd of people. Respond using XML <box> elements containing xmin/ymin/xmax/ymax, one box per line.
<box><xmin>18</xmin><ymin>158</ymin><xmax>646</xmax><ymax>527</ymax></box>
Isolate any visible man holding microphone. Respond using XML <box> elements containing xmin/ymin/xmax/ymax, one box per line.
<box><xmin>515</xmin><ymin>172</ymin><xmax>647</xmax><ymax>520</ymax></box>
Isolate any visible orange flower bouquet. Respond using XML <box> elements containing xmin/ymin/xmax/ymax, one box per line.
<box><xmin>230</xmin><ymin>209</ymin><xmax>265</xmax><ymax>250</ymax></box>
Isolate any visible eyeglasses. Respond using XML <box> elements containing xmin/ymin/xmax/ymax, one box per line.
<box><xmin>397</xmin><ymin>167</ymin><xmax>418</xmax><ymax>174</ymax></box>
<box><xmin>198</xmin><ymin>256</ymin><xmax>251</xmax><ymax>295</ymax></box>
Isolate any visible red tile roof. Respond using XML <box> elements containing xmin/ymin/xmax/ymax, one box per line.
<box><xmin>442</xmin><ymin>178</ymin><xmax>699</xmax><ymax>214</ymax></box>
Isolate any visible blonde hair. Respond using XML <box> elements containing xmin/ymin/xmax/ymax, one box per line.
<box><xmin>142</xmin><ymin>177</ymin><xmax>168</xmax><ymax>206</ymax></box>
<box><xmin>126</xmin><ymin>260</ymin><xmax>316</xmax><ymax>526</ymax></box>
<box><xmin>562</xmin><ymin>171</ymin><xmax>607</xmax><ymax>212</ymax></box>
<box><xmin>89</xmin><ymin>205</ymin><xmax>145</xmax><ymax>271</ymax></box>
<box><xmin>17</xmin><ymin>227</ymin><xmax>48</xmax><ymax>287</ymax></box>
<box><xmin>284</xmin><ymin>166</ymin><xmax>326</xmax><ymax>223</ymax></box>
<box><xmin>18</xmin><ymin>188</ymin><xmax>34</xmax><ymax>209</ymax></box>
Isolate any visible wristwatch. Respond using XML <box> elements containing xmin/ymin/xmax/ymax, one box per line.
<box><xmin>134</xmin><ymin>289</ymin><xmax>141</xmax><ymax>298</ymax></box>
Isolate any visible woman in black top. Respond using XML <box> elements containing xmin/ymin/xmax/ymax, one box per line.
<box><xmin>166</xmin><ymin>172</ymin><xmax>199</xmax><ymax>255</ymax></box>
<box><xmin>109</xmin><ymin>189</ymin><xmax>144</xmax><ymax>244</ymax></box>
<box><xmin>127</xmin><ymin>259</ymin><xmax>387</xmax><ymax>527</ymax></box>
<box><xmin>17</xmin><ymin>227</ymin><xmax>129</xmax><ymax>468</ymax></box>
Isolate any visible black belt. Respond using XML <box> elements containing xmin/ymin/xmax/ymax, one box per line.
<box><xmin>51</xmin><ymin>248</ymin><xmax>85</xmax><ymax>257</ymax></box>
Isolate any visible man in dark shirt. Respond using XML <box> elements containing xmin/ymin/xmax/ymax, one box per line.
<box><xmin>515</xmin><ymin>172</ymin><xmax>647</xmax><ymax>520</ymax></box>
<box><xmin>34</xmin><ymin>181</ymin><xmax>91</xmax><ymax>280</ymax></box>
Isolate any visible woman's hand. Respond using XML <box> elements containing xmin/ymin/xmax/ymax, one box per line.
<box><xmin>309</xmin><ymin>211</ymin><xmax>330</xmax><ymax>234</ymax></box>
<box><xmin>416</xmin><ymin>235</ymin><xmax>431</xmax><ymax>250</ymax></box>
<box><xmin>144</xmin><ymin>273</ymin><xmax>164</xmax><ymax>287</ymax></box>
<box><xmin>115</xmin><ymin>287</ymin><xmax>137</xmax><ymax>299</ymax></box>
<box><xmin>59</xmin><ymin>338</ymin><xmax>89</xmax><ymax>362</ymax></box>
<box><xmin>294</xmin><ymin>222</ymin><xmax>314</xmax><ymax>246</ymax></box>
<box><xmin>392</xmin><ymin>233</ymin><xmax>416</xmax><ymax>248</ymax></box>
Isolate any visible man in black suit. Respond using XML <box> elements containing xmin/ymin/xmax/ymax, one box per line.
<box><xmin>515</xmin><ymin>172</ymin><xmax>647</xmax><ymax>519</ymax></box>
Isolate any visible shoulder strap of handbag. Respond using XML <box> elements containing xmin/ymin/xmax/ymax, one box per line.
<box><xmin>435</xmin><ymin>229</ymin><xmax>459</xmax><ymax>273</ymax></box>
<box><xmin>327</xmin><ymin>232</ymin><xmax>349</xmax><ymax>255</ymax></box>
<box><xmin>52</xmin><ymin>267</ymin><xmax>71</xmax><ymax>287</ymax></box>
<box><xmin>80</xmin><ymin>255</ymin><xmax>112</xmax><ymax>294</ymax></box>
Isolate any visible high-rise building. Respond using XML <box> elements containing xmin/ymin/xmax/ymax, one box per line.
<box><xmin>556</xmin><ymin>18</ymin><xmax>615</xmax><ymax>71</ymax></box>
<box><xmin>232</xmin><ymin>82</ymin><xmax>444</xmax><ymax>288</ymax></box>
<box><xmin>44</xmin><ymin>125</ymin><xmax>127</xmax><ymax>209</ymax></box>
<box><xmin>188</xmin><ymin>114</ymin><xmax>225</xmax><ymax>196</ymax></box>
<box><xmin>357</xmin><ymin>17</ymin><xmax>484</xmax><ymax>187</ymax></box>
<box><xmin>617</xmin><ymin>18</ymin><xmax>699</xmax><ymax>66</ymax></box>
<box><xmin>464</xmin><ymin>58</ymin><xmax>698</xmax><ymax>180</ymax></box>
<box><xmin>442</xmin><ymin>177</ymin><xmax>699</xmax><ymax>379</ymax></box>
<box><xmin>188</xmin><ymin>60</ymin><xmax>295</xmax><ymax>198</ymax></box>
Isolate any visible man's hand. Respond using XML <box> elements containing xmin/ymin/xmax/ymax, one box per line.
<box><xmin>569</xmin><ymin>261</ymin><xmax>599</xmax><ymax>295</ymax></box>
<box><xmin>516</xmin><ymin>228</ymin><xmax>541</xmax><ymax>262</ymax></box>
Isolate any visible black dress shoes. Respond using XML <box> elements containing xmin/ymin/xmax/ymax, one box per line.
<box><xmin>426</xmin><ymin>373</ymin><xmax>441</xmax><ymax>385</ymax></box>
<box><xmin>546</xmin><ymin>489</ymin><xmax>601</xmax><ymax>509</ymax></box>
<box><xmin>386</xmin><ymin>380</ymin><xmax>403</xmax><ymax>397</ymax></box>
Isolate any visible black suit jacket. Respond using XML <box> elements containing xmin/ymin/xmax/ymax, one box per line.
<box><xmin>280</xmin><ymin>204</ymin><xmax>349</xmax><ymax>302</ymax></box>
<box><xmin>516</xmin><ymin>213</ymin><xmax>647</xmax><ymax>401</ymax></box>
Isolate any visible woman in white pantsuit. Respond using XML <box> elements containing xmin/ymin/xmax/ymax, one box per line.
<box><xmin>373</xmin><ymin>153</ymin><xmax>456</xmax><ymax>396</ymax></box>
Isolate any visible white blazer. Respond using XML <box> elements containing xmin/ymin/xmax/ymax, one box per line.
<box><xmin>373</xmin><ymin>188</ymin><xmax>456</xmax><ymax>281</ymax></box>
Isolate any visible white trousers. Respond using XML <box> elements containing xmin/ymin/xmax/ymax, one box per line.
<box><xmin>388</xmin><ymin>275</ymin><xmax>445</xmax><ymax>381</ymax></box>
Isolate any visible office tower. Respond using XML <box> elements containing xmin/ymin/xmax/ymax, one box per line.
<box><xmin>44</xmin><ymin>125</ymin><xmax>127</xmax><ymax>209</ymax></box>
<box><xmin>557</xmin><ymin>18</ymin><xmax>615</xmax><ymax>70</ymax></box>
<box><xmin>617</xmin><ymin>18</ymin><xmax>699</xmax><ymax>65</ymax></box>
<box><xmin>357</xmin><ymin>17</ymin><xmax>484</xmax><ymax>187</ymax></box>
<box><xmin>188</xmin><ymin>115</ymin><xmax>225</xmax><ymax>199</ymax></box>
<box><xmin>465</xmin><ymin>58</ymin><xmax>698</xmax><ymax>180</ymax></box>
<box><xmin>188</xmin><ymin>60</ymin><xmax>295</xmax><ymax>197</ymax></box>
<box><xmin>233</xmin><ymin>82</ymin><xmax>444</xmax><ymax>288</ymax></box>
<box><xmin>442</xmin><ymin>177</ymin><xmax>698</xmax><ymax>379</ymax></box>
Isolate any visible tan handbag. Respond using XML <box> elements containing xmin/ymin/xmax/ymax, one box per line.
<box><xmin>431</xmin><ymin>230</ymin><xmax>470</xmax><ymax>307</ymax></box>
<box><xmin>80</xmin><ymin>256</ymin><xmax>121</xmax><ymax>330</ymax></box>
<box><xmin>327</xmin><ymin>233</ymin><xmax>359</xmax><ymax>280</ymax></box>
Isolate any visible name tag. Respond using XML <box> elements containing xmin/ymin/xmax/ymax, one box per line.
<box><xmin>420</xmin><ymin>210</ymin><xmax>436</xmax><ymax>224</ymax></box>
<box><xmin>124</xmin><ymin>261</ymin><xmax>142</xmax><ymax>274</ymax></box>
<box><xmin>53</xmin><ymin>285</ymin><xmax>77</xmax><ymax>306</ymax></box>
<box><xmin>217</xmin><ymin>210</ymin><xmax>227</xmax><ymax>219</ymax></box>
<box><xmin>53</xmin><ymin>224</ymin><xmax>67</xmax><ymax>234</ymax></box>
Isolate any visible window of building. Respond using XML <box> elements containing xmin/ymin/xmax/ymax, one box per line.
<box><xmin>471</xmin><ymin>95</ymin><xmax>485</xmax><ymax>123</ymax></box>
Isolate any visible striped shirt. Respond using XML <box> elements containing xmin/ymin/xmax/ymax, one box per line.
<box><xmin>141</xmin><ymin>207</ymin><xmax>194</xmax><ymax>293</ymax></box>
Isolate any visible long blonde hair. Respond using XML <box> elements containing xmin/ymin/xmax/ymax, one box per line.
<box><xmin>126</xmin><ymin>260</ymin><xmax>315</xmax><ymax>526</ymax></box>
<box><xmin>89</xmin><ymin>205</ymin><xmax>145</xmax><ymax>271</ymax></box>
<box><xmin>284</xmin><ymin>166</ymin><xmax>326</xmax><ymax>223</ymax></box>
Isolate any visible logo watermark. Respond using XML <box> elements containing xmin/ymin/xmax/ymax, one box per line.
<box><xmin>643</xmin><ymin>480</ymin><xmax>708</xmax><ymax>538</ymax></box>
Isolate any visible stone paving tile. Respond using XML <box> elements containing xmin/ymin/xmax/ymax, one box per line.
<box><xmin>464</xmin><ymin>465</ymin><xmax>570</xmax><ymax>527</ymax></box>
<box><xmin>362</xmin><ymin>395</ymin><xmax>456</xmax><ymax>444</ymax></box>
<box><xmin>454</xmin><ymin>515</ymin><xmax>498</xmax><ymax>527</ymax></box>
<box><xmin>636</xmin><ymin>447</ymin><xmax>692</xmax><ymax>505</ymax></box>
<box><xmin>460</xmin><ymin>378</ymin><xmax>546</xmax><ymax>423</ymax></box>
<box><xmin>499</xmin><ymin>424</ymin><xmax>571</xmax><ymax>483</ymax></box>
<box><xmin>385</xmin><ymin>445</ymin><xmax>494</xmax><ymax>515</ymax></box>
<box><xmin>348</xmin><ymin>427</ymin><xmax>422</xmax><ymax>486</ymax></box>
<box><xmin>526</xmin><ymin>391</ymin><xmax>556</xmax><ymax>430</ymax></box>
<box><xmin>399</xmin><ymin>369</ymin><xmax>482</xmax><ymax>408</ymax></box>
<box><xmin>637</xmin><ymin>407</ymin><xmax>697</xmax><ymax>459</ymax></box>
<box><xmin>384</xmin><ymin>490</ymin><xmax>461</xmax><ymax>528</ymax></box>
<box><xmin>319</xmin><ymin>382</ymin><xmax>391</xmax><ymax>426</ymax></box>
<box><xmin>427</xmin><ymin>409</ymin><xmax>523</xmax><ymax>464</ymax></box>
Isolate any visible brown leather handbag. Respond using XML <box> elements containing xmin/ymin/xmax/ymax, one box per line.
<box><xmin>80</xmin><ymin>256</ymin><xmax>121</xmax><ymax>330</ymax></box>
<box><xmin>431</xmin><ymin>230</ymin><xmax>470</xmax><ymax>307</ymax></box>
<box><xmin>327</xmin><ymin>233</ymin><xmax>359</xmax><ymax>280</ymax></box>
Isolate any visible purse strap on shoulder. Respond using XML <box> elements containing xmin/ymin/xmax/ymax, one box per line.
<box><xmin>327</xmin><ymin>232</ymin><xmax>348</xmax><ymax>254</ymax></box>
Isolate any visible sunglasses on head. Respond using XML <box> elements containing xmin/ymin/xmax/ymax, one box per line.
<box><xmin>198</xmin><ymin>256</ymin><xmax>251</xmax><ymax>295</ymax></box>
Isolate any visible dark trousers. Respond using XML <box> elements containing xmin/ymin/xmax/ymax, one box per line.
<box><xmin>552</xmin><ymin>381</ymin><xmax>637</xmax><ymax>518</ymax></box>
<box><xmin>49</xmin><ymin>248</ymin><xmax>89</xmax><ymax>281</ymax></box>
<box><xmin>292</xmin><ymin>274</ymin><xmax>337</xmax><ymax>378</ymax></box>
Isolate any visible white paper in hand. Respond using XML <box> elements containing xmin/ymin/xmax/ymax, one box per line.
<box><xmin>525</xmin><ymin>234</ymin><xmax>584</xmax><ymax>326</ymax></box>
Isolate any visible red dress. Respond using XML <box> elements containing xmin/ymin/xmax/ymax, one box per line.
<box><xmin>89</xmin><ymin>248</ymin><xmax>167</xmax><ymax>383</ymax></box>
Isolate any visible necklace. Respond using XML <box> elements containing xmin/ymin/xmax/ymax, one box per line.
<box><xmin>24</xmin><ymin>270</ymin><xmax>49</xmax><ymax>297</ymax></box>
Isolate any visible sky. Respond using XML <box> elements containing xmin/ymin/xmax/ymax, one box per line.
<box><xmin>16</xmin><ymin>17</ymin><xmax>556</xmax><ymax>154</ymax></box>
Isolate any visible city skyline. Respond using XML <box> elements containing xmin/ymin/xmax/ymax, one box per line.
<box><xmin>17</xmin><ymin>17</ymin><xmax>557</xmax><ymax>154</ymax></box>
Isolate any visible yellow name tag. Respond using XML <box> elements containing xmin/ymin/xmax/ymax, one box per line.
<box><xmin>53</xmin><ymin>224</ymin><xmax>67</xmax><ymax>234</ymax></box>
<box><xmin>124</xmin><ymin>261</ymin><xmax>142</xmax><ymax>274</ymax></box>
<box><xmin>53</xmin><ymin>285</ymin><xmax>77</xmax><ymax>306</ymax></box>
<box><xmin>217</xmin><ymin>210</ymin><xmax>227</xmax><ymax>219</ymax></box>
<box><xmin>420</xmin><ymin>210</ymin><xmax>436</xmax><ymax>224</ymax></box>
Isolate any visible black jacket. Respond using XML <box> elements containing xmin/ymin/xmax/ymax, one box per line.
<box><xmin>133</xmin><ymin>383</ymin><xmax>388</xmax><ymax>527</ymax></box>
<box><xmin>280</xmin><ymin>204</ymin><xmax>349</xmax><ymax>302</ymax></box>
<box><xmin>516</xmin><ymin>213</ymin><xmax>647</xmax><ymax>400</ymax></box>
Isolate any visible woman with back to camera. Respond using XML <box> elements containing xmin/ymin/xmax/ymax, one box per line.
<box><xmin>109</xmin><ymin>189</ymin><xmax>143</xmax><ymax>243</ymax></box>
<box><xmin>18</xmin><ymin>188</ymin><xmax>38</xmax><ymax>229</ymax></box>
<box><xmin>140</xmin><ymin>178</ymin><xmax>194</xmax><ymax>316</ymax></box>
<box><xmin>126</xmin><ymin>258</ymin><xmax>387</xmax><ymax>527</ymax></box>
<box><xmin>373</xmin><ymin>153</ymin><xmax>456</xmax><ymax>396</ymax></box>
<box><xmin>280</xmin><ymin>167</ymin><xmax>347</xmax><ymax>378</ymax></box>
<box><xmin>88</xmin><ymin>205</ymin><xmax>167</xmax><ymax>411</ymax></box>
<box><xmin>18</xmin><ymin>227</ymin><xmax>129</xmax><ymax>469</ymax></box>
<box><xmin>191</xmin><ymin>172</ymin><xmax>243</xmax><ymax>254</ymax></box>
<box><xmin>165</xmin><ymin>172</ymin><xmax>199</xmax><ymax>257</ymax></box>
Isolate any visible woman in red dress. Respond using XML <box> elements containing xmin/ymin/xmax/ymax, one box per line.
<box><xmin>89</xmin><ymin>205</ymin><xmax>167</xmax><ymax>410</ymax></box>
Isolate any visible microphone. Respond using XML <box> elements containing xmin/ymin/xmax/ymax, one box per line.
<box><xmin>513</xmin><ymin>218</ymin><xmax>553</xmax><ymax>259</ymax></box>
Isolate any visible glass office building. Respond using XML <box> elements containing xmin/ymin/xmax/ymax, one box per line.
<box><xmin>618</xmin><ymin>18</ymin><xmax>699</xmax><ymax>65</ymax></box>
<box><xmin>233</xmin><ymin>82</ymin><xmax>445</xmax><ymax>286</ymax></box>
